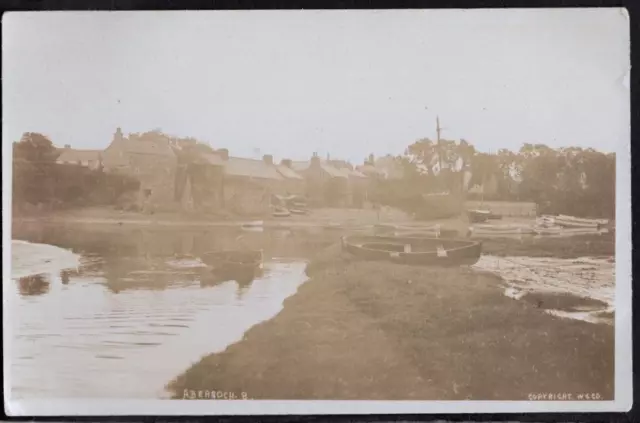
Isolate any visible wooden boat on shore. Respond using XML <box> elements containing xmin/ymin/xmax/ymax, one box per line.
<box><xmin>374</xmin><ymin>223</ymin><xmax>441</xmax><ymax>234</ymax></box>
<box><xmin>272</xmin><ymin>209</ymin><xmax>291</xmax><ymax>218</ymax></box>
<box><xmin>290</xmin><ymin>209</ymin><xmax>308</xmax><ymax>215</ymax></box>
<box><xmin>469</xmin><ymin>224</ymin><xmax>534</xmax><ymax>235</ymax></box>
<box><xmin>533</xmin><ymin>226</ymin><xmax>601</xmax><ymax>236</ymax></box>
<box><xmin>554</xmin><ymin>218</ymin><xmax>599</xmax><ymax>229</ymax></box>
<box><xmin>467</xmin><ymin>209</ymin><xmax>491</xmax><ymax>223</ymax></box>
<box><xmin>341</xmin><ymin>235</ymin><xmax>482</xmax><ymax>266</ymax></box>
<box><xmin>393</xmin><ymin>228</ymin><xmax>460</xmax><ymax>239</ymax></box>
<box><xmin>557</xmin><ymin>214</ymin><xmax>609</xmax><ymax>225</ymax></box>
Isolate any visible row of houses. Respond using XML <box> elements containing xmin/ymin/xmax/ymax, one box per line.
<box><xmin>55</xmin><ymin>128</ymin><xmax>404</xmax><ymax>215</ymax></box>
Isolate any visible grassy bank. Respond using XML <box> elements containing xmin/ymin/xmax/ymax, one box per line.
<box><xmin>167</xmin><ymin>243</ymin><xmax>614</xmax><ymax>400</ymax></box>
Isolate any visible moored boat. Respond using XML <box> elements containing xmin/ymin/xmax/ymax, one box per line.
<box><xmin>341</xmin><ymin>235</ymin><xmax>482</xmax><ymax>266</ymax></box>
<box><xmin>469</xmin><ymin>224</ymin><xmax>534</xmax><ymax>235</ymax></box>
<box><xmin>201</xmin><ymin>250</ymin><xmax>263</xmax><ymax>272</ymax></box>
<box><xmin>554</xmin><ymin>218</ymin><xmax>599</xmax><ymax>229</ymax></box>
<box><xmin>467</xmin><ymin>209</ymin><xmax>491</xmax><ymax>223</ymax></box>
<box><xmin>557</xmin><ymin>214</ymin><xmax>609</xmax><ymax>225</ymax></box>
<box><xmin>272</xmin><ymin>208</ymin><xmax>291</xmax><ymax>218</ymax></box>
<box><xmin>290</xmin><ymin>209</ymin><xmax>308</xmax><ymax>215</ymax></box>
<box><xmin>533</xmin><ymin>225</ymin><xmax>601</xmax><ymax>236</ymax></box>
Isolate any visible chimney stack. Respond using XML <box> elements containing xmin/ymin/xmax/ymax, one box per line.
<box><xmin>263</xmin><ymin>154</ymin><xmax>274</xmax><ymax>165</ymax></box>
<box><xmin>217</xmin><ymin>148</ymin><xmax>229</xmax><ymax>160</ymax></box>
<box><xmin>369</xmin><ymin>153</ymin><xmax>375</xmax><ymax>165</ymax></box>
<box><xmin>281</xmin><ymin>159</ymin><xmax>292</xmax><ymax>168</ymax></box>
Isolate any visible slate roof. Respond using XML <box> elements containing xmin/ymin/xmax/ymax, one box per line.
<box><xmin>224</xmin><ymin>157</ymin><xmax>284</xmax><ymax>180</ymax></box>
<box><xmin>290</xmin><ymin>161</ymin><xmax>310</xmax><ymax>172</ymax></box>
<box><xmin>276</xmin><ymin>165</ymin><xmax>304</xmax><ymax>180</ymax></box>
<box><xmin>120</xmin><ymin>135</ymin><xmax>176</xmax><ymax>157</ymax></box>
<box><xmin>198</xmin><ymin>152</ymin><xmax>225</xmax><ymax>166</ymax></box>
<box><xmin>56</xmin><ymin>149</ymin><xmax>102</xmax><ymax>163</ymax></box>
<box><xmin>289</xmin><ymin>159</ymin><xmax>352</xmax><ymax>179</ymax></box>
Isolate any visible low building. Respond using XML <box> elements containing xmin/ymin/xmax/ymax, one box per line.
<box><xmin>56</xmin><ymin>146</ymin><xmax>103</xmax><ymax>170</ymax></box>
<box><xmin>276</xmin><ymin>159</ymin><xmax>306</xmax><ymax>196</ymax></box>
<box><xmin>102</xmin><ymin>128</ymin><xmax>178</xmax><ymax>211</ymax></box>
<box><xmin>292</xmin><ymin>154</ymin><xmax>352</xmax><ymax>207</ymax></box>
<box><xmin>174</xmin><ymin>146</ymin><xmax>225</xmax><ymax>213</ymax></box>
<box><xmin>328</xmin><ymin>159</ymin><xmax>368</xmax><ymax>208</ymax></box>
<box><xmin>219</xmin><ymin>150</ymin><xmax>284</xmax><ymax>216</ymax></box>
<box><xmin>356</xmin><ymin>154</ymin><xmax>404</xmax><ymax>180</ymax></box>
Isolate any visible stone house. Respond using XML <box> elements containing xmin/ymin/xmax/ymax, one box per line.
<box><xmin>56</xmin><ymin>146</ymin><xmax>103</xmax><ymax>170</ymax></box>
<box><xmin>276</xmin><ymin>159</ymin><xmax>306</xmax><ymax>196</ymax></box>
<box><xmin>291</xmin><ymin>154</ymin><xmax>352</xmax><ymax>207</ymax></box>
<box><xmin>218</xmin><ymin>150</ymin><xmax>284</xmax><ymax>216</ymax></box>
<box><xmin>328</xmin><ymin>159</ymin><xmax>368</xmax><ymax>208</ymax></box>
<box><xmin>175</xmin><ymin>148</ymin><xmax>225</xmax><ymax>213</ymax></box>
<box><xmin>102</xmin><ymin>128</ymin><xmax>178</xmax><ymax>211</ymax></box>
<box><xmin>356</xmin><ymin>154</ymin><xmax>404</xmax><ymax>180</ymax></box>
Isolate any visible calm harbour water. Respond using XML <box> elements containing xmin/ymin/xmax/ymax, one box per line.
<box><xmin>8</xmin><ymin>221</ymin><xmax>615</xmax><ymax>400</ymax></box>
<box><xmin>9</xmin><ymin>222</ymin><xmax>333</xmax><ymax>399</ymax></box>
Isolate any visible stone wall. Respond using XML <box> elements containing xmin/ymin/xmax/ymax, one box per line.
<box><xmin>223</xmin><ymin>177</ymin><xmax>272</xmax><ymax>216</ymax></box>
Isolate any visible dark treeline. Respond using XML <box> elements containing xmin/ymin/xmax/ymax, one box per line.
<box><xmin>12</xmin><ymin>133</ymin><xmax>139</xmax><ymax>213</ymax></box>
<box><xmin>372</xmin><ymin>138</ymin><xmax>616</xmax><ymax>219</ymax></box>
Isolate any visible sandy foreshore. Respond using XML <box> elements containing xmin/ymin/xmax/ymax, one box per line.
<box><xmin>167</xmin><ymin>242</ymin><xmax>615</xmax><ymax>401</ymax></box>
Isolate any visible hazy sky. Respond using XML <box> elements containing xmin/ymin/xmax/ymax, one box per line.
<box><xmin>3</xmin><ymin>9</ymin><xmax>629</xmax><ymax>163</ymax></box>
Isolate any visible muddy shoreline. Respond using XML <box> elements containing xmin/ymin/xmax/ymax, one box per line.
<box><xmin>167</xmin><ymin>242</ymin><xmax>615</xmax><ymax>400</ymax></box>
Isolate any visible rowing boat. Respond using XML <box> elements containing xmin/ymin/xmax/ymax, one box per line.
<box><xmin>272</xmin><ymin>209</ymin><xmax>291</xmax><ymax>218</ymax></box>
<box><xmin>201</xmin><ymin>250</ymin><xmax>263</xmax><ymax>273</ymax></box>
<box><xmin>467</xmin><ymin>209</ymin><xmax>491</xmax><ymax>223</ymax></box>
<box><xmin>533</xmin><ymin>226</ymin><xmax>601</xmax><ymax>236</ymax></box>
<box><xmin>557</xmin><ymin>214</ymin><xmax>609</xmax><ymax>225</ymax></box>
<box><xmin>393</xmin><ymin>228</ymin><xmax>460</xmax><ymax>238</ymax></box>
<box><xmin>341</xmin><ymin>235</ymin><xmax>482</xmax><ymax>266</ymax></box>
<box><xmin>554</xmin><ymin>218</ymin><xmax>599</xmax><ymax>229</ymax></box>
<box><xmin>469</xmin><ymin>224</ymin><xmax>535</xmax><ymax>235</ymax></box>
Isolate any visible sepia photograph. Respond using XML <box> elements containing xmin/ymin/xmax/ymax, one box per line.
<box><xmin>3</xmin><ymin>9</ymin><xmax>631</xmax><ymax>416</ymax></box>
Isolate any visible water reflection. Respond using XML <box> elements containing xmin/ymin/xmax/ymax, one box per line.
<box><xmin>9</xmin><ymin>222</ymin><xmax>335</xmax><ymax>399</ymax></box>
<box><xmin>18</xmin><ymin>274</ymin><xmax>51</xmax><ymax>296</ymax></box>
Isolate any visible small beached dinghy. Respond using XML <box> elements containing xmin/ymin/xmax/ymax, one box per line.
<box><xmin>272</xmin><ymin>208</ymin><xmax>291</xmax><ymax>218</ymax></box>
<box><xmin>290</xmin><ymin>208</ymin><xmax>308</xmax><ymax>215</ymax></box>
<box><xmin>467</xmin><ymin>209</ymin><xmax>491</xmax><ymax>223</ymax></box>
<box><xmin>341</xmin><ymin>235</ymin><xmax>482</xmax><ymax>266</ymax></box>
<box><xmin>241</xmin><ymin>221</ymin><xmax>264</xmax><ymax>231</ymax></box>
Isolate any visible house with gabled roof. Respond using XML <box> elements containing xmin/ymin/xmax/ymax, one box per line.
<box><xmin>216</xmin><ymin>149</ymin><xmax>285</xmax><ymax>216</ymax></box>
<box><xmin>291</xmin><ymin>154</ymin><xmax>359</xmax><ymax>207</ymax></box>
<box><xmin>173</xmin><ymin>142</ymin><xmax>225</xmax><ymax>213</ymax></box>
<box><xmin>102</xmin><ymin>128</ymin><xmax>179</xmax><ymax>211</ymax></box>
<box><xmin>56</xmin><ymin>146</ymin><xmax>103</xmax><ymax>170</ymax></box>
<box><xmin>276</xmin><ymin>159</ymin><xmax>305</xmax><ymax>195</ymax></box>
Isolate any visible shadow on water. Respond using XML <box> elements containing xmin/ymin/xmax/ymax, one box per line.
<box><xmin>12</xmin><ymin>221</ymin><xmax>339</xmax><ymax>297</ymax></box>
<box><xmin>18</xmin><ymin>274</ymin><xmax>51</xmax><ymax>296</ymax></box>
<box><xmin>9</xmin><ymin>221</ymin><xmax>333</xmax><ymax>399</ymax></box>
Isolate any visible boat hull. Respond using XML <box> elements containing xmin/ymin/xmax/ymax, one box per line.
<box><xmin>201</xmin><ymin>250</ymin><xmax>263</xmax><ymax>272</ymax></box>
<box><xmin>342</xmin><ymin>235</ymin><xmax>482</xmax><ymax>267</ymax></box>
<box><xmin>467</xmin><ymin>210</ymin><xmax>491</xmax><ymax>223</ymax></box>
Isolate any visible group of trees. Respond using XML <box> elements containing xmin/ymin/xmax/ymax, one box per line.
<box><xmin>372</xmin><ymin>138</ymin><xmax>616</xmax><ymax>219</ymax></box>
<box><xmin>12</xmin><ymin>133</ymin><xmax>140</xmax><ymax>212</ymax></box>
